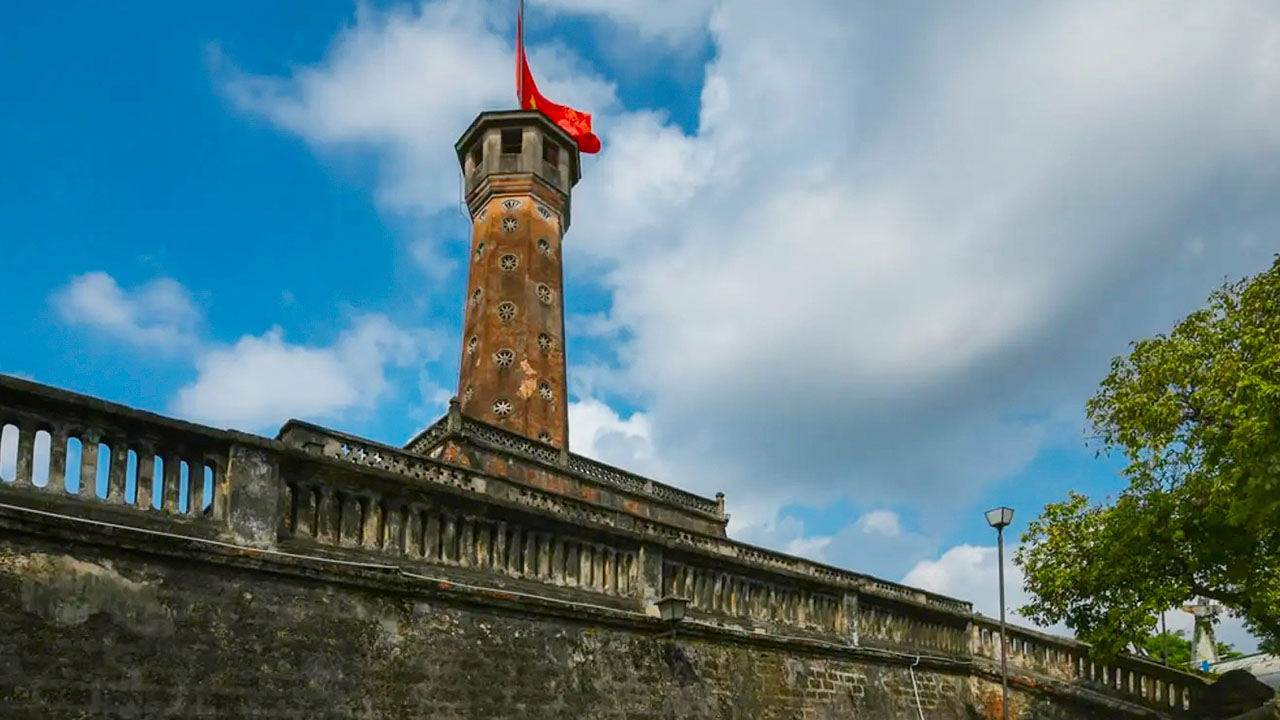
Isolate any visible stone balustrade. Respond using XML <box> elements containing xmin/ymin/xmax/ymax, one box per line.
<box><xmin>0</xmin><ymin>373</ymin><xmax>1208</xmax><ymax>716</ymax></box>
<box><xmin>972</xmin><ymin>615</ymin><xmax>1202</xmax><ymax>712</ymax></box>
<box><xmin>0</xmin><ymin>376</ymin><xmax>229</xmax><ymax>524</ymax></box>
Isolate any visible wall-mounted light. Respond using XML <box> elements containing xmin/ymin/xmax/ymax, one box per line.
<box><xmin>655</xmin><ymin>595</ymin><xmax>689</xmax><ymax>638</ymax></box>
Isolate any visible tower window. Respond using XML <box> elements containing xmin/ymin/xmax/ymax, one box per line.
<box><xmin>474</xmin><ymin>242</ymin><xmax>485</xmax><ymax>261</ymax></box>
<box><xmin>536</xmin><ymin>205</ymin><xmax>553</xmax><ymax>222</ymax></box>
<box><xmin>470</xmin><ymin>288</ymin><xmax>482</xmax><ymax>308</ymax></box>
<box><xmin>537</xmin><ymin>382</ymin><xmax>554</xmax><ymax>401</ymax></box>
<box><xmin>502</xmin><ymin>198</ymin><xmax>521</xmax><ymax>211</ymax></box>
<box><xmin>499</xmin><ymin>254</ymin><xmax>519</xmax><ymax>272</ymax></box>
<box><xmin>493</xmin><ymin>399</ymin><xmax>514</xmax><ymax>417</ymax></box>
<box><xmin>543</xmin><ymin>141</ymin><xmax>560</xmax><ymax>165</ymax></box>
<box><xmin>537</xmin><ymin>333</ymin><xmax>554</xmax><ymax>353</ymax></box>
<box><xmin>538</xmin><ymin>430</ymin><xmax>553</xmax><ymax>443</ymax></box>
<box><xmin>463</xmin><ymin>386</ymin><xmax>474</xmax><ymax>403</ymax></box>
<box><xmin>537</xmin><ymin>238</ymin><xmax>552</xmax><ymax>257</ymax></box>
<box><xmin>502</xmin><ymin>216</ymin><xmax>519</xmax><ymax>233</ymax></box>
<box><xmin>536</xmin><ymin>283</ymin><xmax>555</xmax><ymax>305</ymax></box>
<box><xmin>493</xmin><ymin>348</ymin><xmax>515</xmax><ymax>367</ymax></box>
<box><xmin>501</xmin><ymin>129</ymin><xmax>523</xmax><ymax>154</ymax></box>
<box><xmin>469</xmin><ymin>143</ymin><xmax>482</xmax><ymax>169</ymax></box>
<box><xmin>467</xmin><ymin>336</ymin><xmax>478</xmax><ymax>355</ymax></box>
<box><xmin>497</xmin><ymin>301</ymin><xmax>517</xmax><ymax>322</ymax></box>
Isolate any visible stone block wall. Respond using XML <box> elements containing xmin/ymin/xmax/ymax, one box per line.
<box><xmin>0</xmin><ymin>373</ymin><xmax>1203</xmax><ymax>718</ymax></box>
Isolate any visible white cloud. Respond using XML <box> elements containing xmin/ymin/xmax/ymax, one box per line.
<box><xmin>219</xmin><ymin>0</ymin><xmax>1280</xmax><ymax>590</ymax></box>
<box><xmin>51</xmin><ymin>272</ymin><xmax>200</xmax><ymax>354</ymax></box>
<box><xmin>51</xmin><ymin>268</ymin><xmax>443</xmax><ymax>434</ymax></box>
<box><xmin>536</xmin><ymin>0</ymin><xmax>717</xmax><ymax>41</ymax></box>
<box><xmin>173</xmin><ymin>314</ymin><xmax>437</xmax><ymax>432</ymax></box>
<box><xmin>566</xmin><ymin>397</ymin><xmax>667</xmax><ymax>478</ymax></box>
<box><xmin>857</xmin><ymin>509</ymin><xmax>901</xmax><ymax>538</ymax></box>
<box><xmin>217</xmin><ymin>0</ymin><xmax>616</xmax><ymax>218</ymax></box>
<box><xmin>905</xmin><ymin>544</ymin><xmax>1057</xmax><ymax>630</ymax></box>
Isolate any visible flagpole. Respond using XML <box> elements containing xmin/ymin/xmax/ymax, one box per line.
<box><xmin>517</xmin><ymin>0</ymin><xmax>525</xmax><ymax>106</ymax></box>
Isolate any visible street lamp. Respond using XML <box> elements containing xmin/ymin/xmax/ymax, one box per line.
<box><xmin>655</xmin><ymin>595</ymin><xmax>689</xmax><ymax>639</ymax></box>
<box><xmin>985</xmin><ymin>506</ymin><xmax>1015</xmax><ymax>720</ymax></box>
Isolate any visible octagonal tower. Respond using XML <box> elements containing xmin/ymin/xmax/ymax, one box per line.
<box><xmin>454</xmin><ymin>110</ymin><xmax>581</xmax><ymax>451</ymax></box>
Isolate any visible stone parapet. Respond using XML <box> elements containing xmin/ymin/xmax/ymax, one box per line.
<box><xmin>0</xmin><ymin>373</ymin><xmax>1205</xmax><ymax>717</ymax></box>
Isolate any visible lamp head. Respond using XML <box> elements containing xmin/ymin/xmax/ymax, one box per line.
<box><xmin>985</xmin><ymin>506</ymin><xmax>1015</xmax><ymax>530</ymax></box>
<box><xmin>656</xmin><ymin>595</ymin><xmax>689</xmax><ymax>624</ymax></box>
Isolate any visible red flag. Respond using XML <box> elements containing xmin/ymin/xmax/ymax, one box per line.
<box><xmin>516</xmin><ymin>1</ymin><xmax>601</xmax><ymax>154</ymax></box>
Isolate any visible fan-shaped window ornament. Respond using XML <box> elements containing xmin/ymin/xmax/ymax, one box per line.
<box><xmin>493</xmin><ymin>348</ymin><xmax>515</xmax><ymax>367</ymax></box>
<box><xmin>537</xmin><ymin>238</ymin><xmax>552</xmax><ymax>257</ymax></box>
<box><xmin>536</xmin><ymin>205</ymin><xmax>553</xmax><ymax>221</ymax></box>
<box><xmin>499</xmin><ymin>254</ymin><xmax>519</xmax><ymax>272</ymax></box>
<box><xmin>493</xmin><ymin>399</ymin><xmax>514</xmax><ymax>417</ymax></box>
<box><xmin>536</xmin><ymin>284</ymin><xmax>555</xmax><ymax>305</ymax></box>
<box><xmin>501</xmin><ymin>198</ymin><xmax>521</xmax><ymax>212</ymax></box>
<box><xmin>538</xmin><ymin>430</ymin><xmax>553</xmax><ymax>443</ymax></box>
<box><xmin>477</xmin><ymin>207</ymin><xmax>487</xmax><ymax>222</ymax></box>
<box><xmin>467</xmin><ymin>336</ymin><xmax>478</xmax><ymax>355</ymax></box>
<box><xmin>537</xmin><ymin>333</ymin><xmax>554</xmax><ymax>353</ymax></box>
<box><xmin>501</xmin><ymin>216</ymin><xmax>519</xmax><ymax>233</ymax></box>
<box><xmin>470</xmin><ymin>288</ymin><xmax>482</xmax><ymax>308</ymax></box>
<box><xmin>537</xmin><ymin>382</ymin><xmax>554</xmax><ymax>401</ymax></box>
<box><xmin>497</xmin><ymin>301</ymin><xmax>517</xmax><ymax>322</ymax></box>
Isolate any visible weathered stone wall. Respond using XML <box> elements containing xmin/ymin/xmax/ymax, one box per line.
<box><xmin>0</xmin><ymin>526</ymin><xmax>1109</xmax><ymax>720</ymax></box>
<box><xmin>0</xmin><ymin>374</ymin><xmax>1203</xmax><ymax>718</ymax></box>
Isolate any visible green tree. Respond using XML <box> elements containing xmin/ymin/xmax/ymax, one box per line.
<box><xmin>1139</xmin><ymin>630</ymin><xmax>1243</xmax><ymax>668</ymax></box>
<box><xmin>1143</xmin><ymin>629</ymin><xmax>1193</xmax><ymax>667</ymax></box>
<box><xmin>1016</xmin><ymin>255</ymin><xmax>1280</xmax><ymax>658</ymax></box>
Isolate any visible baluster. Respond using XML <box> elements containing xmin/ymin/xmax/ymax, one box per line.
<box><xmin>47</xmin><ymin>426</ymin><xmax>67</xmax><ymax>494</ymax></box>
<box><xmin>135</xmin><ymin>443</ymin><xmax>155</xmax><ymax>509</ymax></box>
<box><xmin>316</xmin><ymin>489</ymin><xmax>337</xmax><ymax>543</ymax></box>
<box><xmin>340</xmin><ymin>495</ymin><xmax>362</xmax><ymax>546</ymax></box>
<box><xmin>523</xmin><ymin>531</ymin><xmax>538</xmax><ymax>577</ymax></box>
<box><xmin>14</xmin><ymin>421</ymin><xmax>35</xmax><ymax>488</ymax></box>
<box><xmin>599</xmin><ymin>545</ymin><xmax>614</xmax><ymax>591</ymax></box>
<box><xmin>494</xmin><ymin>522</ymin><xmax>508</xmax><ymax>572</ymax></box>
<box><xmin>79</xmin><ymin>430</ymin><xmax>100</xmax><ymax>498</ymax></box>
<box><xmin>106</xmin><ymin>440</ymin><xmax>129</xmax><ymax>504</ymax></box>
<box><xmin>363</xmin><ymin>496</ymin><xmax>383</xmax><ymax>549</ymax></box>
<box><xmin>183</xmin><ymin>454</ymin><xmax>203</xmax><ymax>515</ymax></box>
<box><xmin>424</xmin><ymin>509</ymin><xmax>442</xmax><ymax>561</ymax></box>
<box><xmin>457</xmin><ymin>517</ymin><xmax>473</xmax><ymax>566</ymax></box>
<box><xmin>289</xmin><ymin>482</ymin><xmax>310</xmax><ymax>537</ymax></box>
<box><xmin>505</xmin><ymin>525</ymin><xmax>520</xmax><ymax>574</ymax></box>
<box><xmin>537</xmin><ymin>533</ymin><xmax>552</xmax><ymax>579</ymax></box>
<box><xmin>562</xmin><ymin>541</ymin><xmax>577</xmax><ymax>586</ymax></box>
<box><xmin>580</xmin><ymin>544</ymin><xmax>593</xmax><ymax>587</ymax></box>
<box><xmin>157</xmin><ymin>452</ymin><xmax>178</xmax><ymax>512</ymax></box>
<box><xmin>404</xmin><ymin>505</ymin><xmax>423</xmax><ymax>557</ymax></box>
<box><xmin>385</xmin><ymin>503</ymin><xmax>405</xmax><ymax>554</ymax></box>
<box><xmin>550</xmin><ymin>536</ymin><xmax>565</xmax><ymax>583</ymax></box>
<box><xmin>441</xmin><ymin>513</ymin><xmax>458</xmax><ymax>562</ymax></box>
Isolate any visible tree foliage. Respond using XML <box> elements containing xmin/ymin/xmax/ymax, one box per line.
<box><xmin>1139</xmin><ymin>630</ymin><xmax>1243</xmax><ymax>668</ymax></box>
<box><xmin>1016</xmin><ymin>255</ymin><xmax>1280</xmax><ymax>658</ymax></box>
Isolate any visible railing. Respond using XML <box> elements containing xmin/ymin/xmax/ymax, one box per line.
<box><xmin>280</xmin><ymin>470</ymin><xmax>640</xmax><ymax>600</ymax></box>
<box><xmin>406</xmin><ymin>411</ymin><xmax>724</xmax><ymax>520</ymax></box>
<box><xmin>972</xmin><ymin>616</ymin><xmax>1203</xmax><ymax>712</ymax></box>
<box><xmin>662</xmin><ymin>558</ymin><xmax>848</xmax><ymax>637</ymax></box>
<box><xmin>858</xmin><ymin>598</ymin><xmax>970</xmax><ymax>656</ymax></box>
<box><xmin>0</xmin><ymin>376</ymin><xmax>229</xmax><ymax>523</ymax></box>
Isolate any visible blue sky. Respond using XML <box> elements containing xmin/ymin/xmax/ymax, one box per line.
<box><xmin>3</xmin><ymin>0</ymin><xmax>1278</xmax><ymax>649</ymax></box>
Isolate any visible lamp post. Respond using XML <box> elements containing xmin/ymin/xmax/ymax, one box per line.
<box><xmin>985</xmin><ymin>506</ymin><xmax>1015</xmax><ymax>720</ymax></box>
